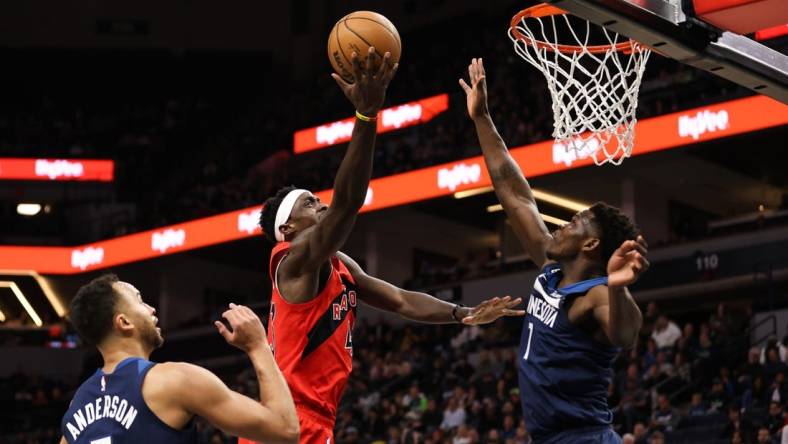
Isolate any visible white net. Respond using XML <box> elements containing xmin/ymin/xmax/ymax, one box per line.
<box><xmin>509</xmin><ymin>7</ymin><xmax>651</xmax><ymax>165</ymax></box>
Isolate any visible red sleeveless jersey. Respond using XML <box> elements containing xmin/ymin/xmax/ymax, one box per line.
<box><xmin>267</xmin><ymin>242</ymin><xmax>357</xmax><ymax>421</ymax></box>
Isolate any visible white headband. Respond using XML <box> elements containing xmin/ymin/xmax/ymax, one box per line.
<box><xmin>274</xmin><ymin>189</ymin><xmax>309</xmax><ymax>242</ymax></box>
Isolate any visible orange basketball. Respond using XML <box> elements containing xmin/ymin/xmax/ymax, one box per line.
<box><xmin>328</xmin><ymin>11</ymin><xmax>402</xmax><ymax>82</ymax></box>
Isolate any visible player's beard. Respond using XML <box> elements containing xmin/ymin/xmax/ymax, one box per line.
<box><xmin>141</xmin><ymin>321</ymin><xmax>164</xmax><ymax>350</ymax></box>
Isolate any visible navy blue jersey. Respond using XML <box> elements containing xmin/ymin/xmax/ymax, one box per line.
<box><xmin>518</xmin><ymin>263</ymin><xmax>619</xmax><ymax>443</ymax></box>
<box><xmin>61</xmin><ymin>357</ymin><xmax>195</xmax><ymax>444</ymax></box>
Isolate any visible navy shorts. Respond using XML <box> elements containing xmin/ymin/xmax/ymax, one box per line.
<box><xmin>539</xmin><ymin>426</ymin><xmax>622</xmax><ymax>444</ymax></box>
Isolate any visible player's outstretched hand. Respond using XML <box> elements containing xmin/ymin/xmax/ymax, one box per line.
<box><xmin>462</xmin><ymin>295</ymin><xmax>525</xmax><ymax>325</ymax></box>
<box><xmin>607</xmin><ymin>235</ymin><xmax>650</xmax><ymax>288</ymax></box>
<box><xmin>331</xmin><ymin>46</ymin><xmax>398</xmax><ymax>116</ymax></box>
<box><xmin>215</xmin><ymin>303</ymin><xmax>268</xmax><ymax>354</ymax></box>
<box><xmin>459</xmin><ymin>58</ymin><xmax>489</xmax><ymax>121</ymax></box>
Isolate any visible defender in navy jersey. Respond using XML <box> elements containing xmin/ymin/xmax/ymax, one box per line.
<box><xmin>461</xmin><ymin>59</ymin><xmax>650</xmax><ymax>443</ymax></box>
<box><xmin>60</xmin><ymin>274</ymin><xmax>299</xmax><ymax>444</ymax></box>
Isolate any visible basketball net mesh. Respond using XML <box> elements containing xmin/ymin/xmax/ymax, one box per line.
<box><xmin>509</xmin><ymin>13</ymin><xmax>651</xmax><ymax>165</ymax></box>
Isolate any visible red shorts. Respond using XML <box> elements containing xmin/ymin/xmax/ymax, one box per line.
<box><xmin>236</xmin><ymin>407</ymin><xmax>334</xmax><ymax>444</ymax></box>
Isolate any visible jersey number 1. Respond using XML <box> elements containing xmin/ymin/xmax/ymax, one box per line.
<box><xmin>92</xmin><ymin>438</ymin><xmax>112</xmax><ymax>444</ymax></box>
<box><xmin>523</xmin><ymin>322</ymin><xmax>534</xmax><ymax>361</ymax></box>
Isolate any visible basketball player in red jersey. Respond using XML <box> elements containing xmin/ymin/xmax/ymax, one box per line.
<box><xmin>245</xmin><ymin>48</ymin><xmax>526</xmax><ymax>444</ymax></box>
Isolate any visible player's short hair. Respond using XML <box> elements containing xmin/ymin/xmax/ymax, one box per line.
<box><xmin>259</xmin><ymin>185</ymin><xmax>297</xmax><ymax>244</ymax></box>
<box><xmin>69</xmin><ymin>274</ymin><xmax>121</xmax><ymax>345</ymax></box>
<box><xmin>588</xmin><ymin>202</ymin><xmax>640</xmax><ymax>265</ymax></box>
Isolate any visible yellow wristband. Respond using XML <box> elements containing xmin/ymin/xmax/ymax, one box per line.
<box><xmin>355</xmin><ymin>110</ymin><xmax>378</xmax><ymax>122</ymax></box>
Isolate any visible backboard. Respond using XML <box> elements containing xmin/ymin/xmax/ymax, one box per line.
<box><xmin>545</xmin><ymin>0</ymin><xmax>788</xmax><ymax>103</ymax></box>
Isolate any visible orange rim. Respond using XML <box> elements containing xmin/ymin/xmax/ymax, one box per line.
<box><xmin>509</xmin><ymin>3</ymin><xmax>639</xmax><ymax>54</ymax></box>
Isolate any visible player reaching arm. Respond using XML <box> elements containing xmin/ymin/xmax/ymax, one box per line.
<box><xmin>277</xmin><ymin>47</ymin><xmax>398</xmax><ymax>298</ymax></box>
<box><xmin>337</xmin><ymin>252</ymin><xmax>525</xmax><ymax>325</ymax></box>
<box><xmin>459</xmin><ymin>58</ymin><xmax>552</xmax><ymax>269</ymax></box>
<box><xmin>460</xmin><ymin>58</ymin><xmax>645</xmax><ymax>348</ymax></box>
<box><xmin>176</xmin><ymin>303</ymin><xmax>299</xmax><ymax>443</ymax></box>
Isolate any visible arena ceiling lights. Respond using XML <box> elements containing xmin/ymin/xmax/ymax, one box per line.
<box><xmin>0</xmin><ymin>95</ymin><xmax>786</xmax><ymax>275</ymax></box>
<box><xmin>455</xmin><ymin>186</ymin><xmax>590</xmax><ymax>213</ymax></box>
<box><xmin>0</xmin><ymin>281</ymin><xmax>43</xmax><ymax>327</ymax></box>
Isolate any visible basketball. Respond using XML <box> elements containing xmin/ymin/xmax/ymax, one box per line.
<box><xmin>328</xmin><ymin>11</ymin><xmax>401</xmax><ymax>82</ymax></box>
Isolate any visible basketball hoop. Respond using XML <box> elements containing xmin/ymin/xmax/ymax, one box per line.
<box><xmin>508</xmin><ymin>3</ymin><xmax>651</xmax><ymax>165</ymax></box>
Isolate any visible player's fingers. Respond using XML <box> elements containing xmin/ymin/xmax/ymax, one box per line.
<box><xmin>376</xmin><ymin>51</ymin><xmax>391</xmax><ymax>79</ymax></box>
<box><xmin>618</xmin><ymin>240</ymin><xmax>637</xmax><ymax>253</ymax></box>
<box><xmin>214</xmin><ymin>321</ymin><xmax>232</xmax><ymax>340</ymax></box>
<box><xmin>351</xmin><ymin>52</ymin><xmax>363</xmax><ymax>82</ymax></box>
<box><xmin>222</xmin><ymin>308</ymin><xmax>242</xmax><ymax>328</ymax></box>
<box><xmin>383</xmin><ymin>62</ymin><xmax>398</xmax><ymax>84</ymax></box>
<box><xmin>331</xmin><ymin>73</ymin><xmax>351</xmax><ymax>90</ymax></box>
<box><xmin>459</xmin><ymin>78</ymin><xmax>471</xmax><ymax>93</ymax></box>
<box><xmin>461</xmin><ymin>316</ymin><xmax>475</xmax><ymax>325</ymax></box>
<box><xmin>478</xmin><ymin>58</ymin><xmax>486</xmax><ymax>76</ymax></box>
<box><xmin>637</xmin><ymin>235</ymin><xmax>649</xmax><ymax>249</ymax></box>
<box><xmin>238</xmin><ymin>305</ymin><xmax>256</xmax><ymax>320</ymax></box>
<box><xmin>507</xmin><ymin>297</ymin><xmax>524</xmax><ymax>308</ymax></box>
<box><xmin>505</xmin><ymin>309</ymin><xmax>526</xmax><ymax>317</ymax></box>
<box><xmin>471</xmin><ymin>58</ymin><xmax>479</xmax><ymax>81</ymax></box>
<box><xmin>365</xmin><ymin>46</ymin><xmax>375</xmax><ymax>74</ymax></box>
<box><xmin>475</xmin><ymin>75</ymin><xmax>486</xmax><ymax>89</ymax></box>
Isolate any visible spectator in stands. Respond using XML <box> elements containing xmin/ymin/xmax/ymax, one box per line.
<box><xmin>514</xmin><ymin>419</ymin><xmax>529</xmax><ymax>444</ymax></box>
<box><xmin>709</xmin><ymin>378</ymin><xmax>732</xmax><ymax>413</ymax></box>
<box><xmin>765</xmin><ymin>348</ymin><xmax>788</xmax><ymax>386</ymax></box>
<box><xmin>622</xmin><ymin>433</ymin><xmax>635</xmax><ymax>444</ymax></box>
<box><xmin>656</xmin><ymin>351</ymin><xmax>675</xmax><ymax>377</ymax></box>
<box><xmin>641</xmin><ymin>302</ymin><xmax>660</xmax><ymax>337</ymax></box>
<box><xmin>742</xmin><ymin>347</ymin><xmax>765</xmax><ymax>384</ymax></box>
<box><xmin>633</xmin><ymin>422</ymin><xmax>649</xmax><ymax>444</ymax></box>
<box><xmin>743</xmin><ymin>375</ymin><xmax>769</xmax><ymax>410</ymax></box>
<box><xmin>619</xmin><ymin>377</ymin><xmax>650</xmax><ymax>431</ymax></box>
<box><xmin>500</xmin><ymin>415</ymin><xmax>516</xmax><ymax>441</ymax></box>
<box><xmin>403</xmin><ymin>384</ymin><xmax>428</xmax><ymax>415</ymax></box>
<box><xmin>709</xmin><ymin>302</ymin><xmax>736</xmax><ymax>342</ymax></box>
<box><xmin>756</xmin><ymin>426</ymin><xmax>772</xmax><ymax>444</ymax></box>
<box><xmin>644</xmin><ymin>339</ymin><xmax>659</xmax><ymax>369</ymax></box>
<box><xmin>675</xmin><ymin>352</ymin><xmax>691</xmax><ymax>382</ymax></box>
<box><xmin>761</xmin><ymin>337</ymin><xmax>788</xmax><ymax>364</ymax></box>
<box><xmin>651</xmin><ymin>393</ymin><xmax>680</xmax><ymax>432</ymax></box>
<box><xmin>768</xmin><ymin>372</ymin><xmax>787</xmax><ymax>405</ymax></box>
<box><xmin>677</xmin><ymin>322</ymin><xmax>698</xmax><ymax>355</ymax></box>
<box><xmin>765</xmin><ymin>401</ymin><xmax>785</xmax><ymax>437</ymax></box>
<box><xmin>721</xmin><ymin>367</ymin><xmax>737</xmax><ymax>398</ymax></box>
<box><xmin>722</xmin><ymin>403</ymin><xmax>754</xmax><ymax>443</ymax></box>
<box><xmin>652</xmin><ymin>315</ymin><xmax>682</xmax><ymax>350</ymax></box>
<box><xmin>731</xmin><ymin>430</ymin><xmax>745</xmax><ymax>444</ymax></box>
<box><xmin>422</xmin><ymin>399</ymin><xmax>442</xmax><ymax>426</ymax></box>
<box><xmin>486</xmin><ymin>429</ymin><xmax>502</xmax><ymax>444</ymax></box>
<box><xmin>648</xmin><ymin>430</ymin><xmax>665</xmax><ymax>444</ymax></box>
<box><xmin>696</xmin><ymin>327</ymin><xmax>716</xmax><ymax>362</ymax></box>
<box><xmin>689</xmin><ymin>392</ymin><xmax>709</xmax><ymax>416</ymax></box>
<box><xmin>440</xmin><ymin>397</ymin><xmax>466</xmax><ymax>431</ymax></box>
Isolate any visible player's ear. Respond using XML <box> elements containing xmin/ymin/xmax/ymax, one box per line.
<box><xmin>279</xmin><ymin>221</ymin><xmax>296</xmax><ymax>239</ymax></box>
<box><xmin>114</xmin><ymin>312</ymin><xmax>135</xmax><ymax>335</ymax></box>
<box><xmin>582</xmin><ymin>237</ymin><xmax>600</xmax><ymax>252</ymax></box>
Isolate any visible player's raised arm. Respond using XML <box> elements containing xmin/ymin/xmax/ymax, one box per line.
<box><xmin>338</xmin><ymin>252</ymin><xmax>524</xmax><ymax>324</ymax></box>
<box><xmin>591</xmin><ymin>236</ymin><xmax>649</xmax><ymax>348</ymax></box>
<box><xmin>171</xmin><ymin>304</ymin><xmax>299</xmax><ymax>443</ymax></box>
<box><xmin>287</xmin><ymin>48</ymin><xmax>398</xmax><ymax>274</ymax></box>
<box><xmin>460</xmin><ymin>58</ymin><xmax>552</xmax><ymax>268</ymax></box>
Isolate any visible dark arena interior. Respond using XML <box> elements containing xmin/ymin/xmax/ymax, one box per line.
<box><xmin>1</xmin><ymin>1</ymin><xmax>788</xmax><ymax>443</ymax></box>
